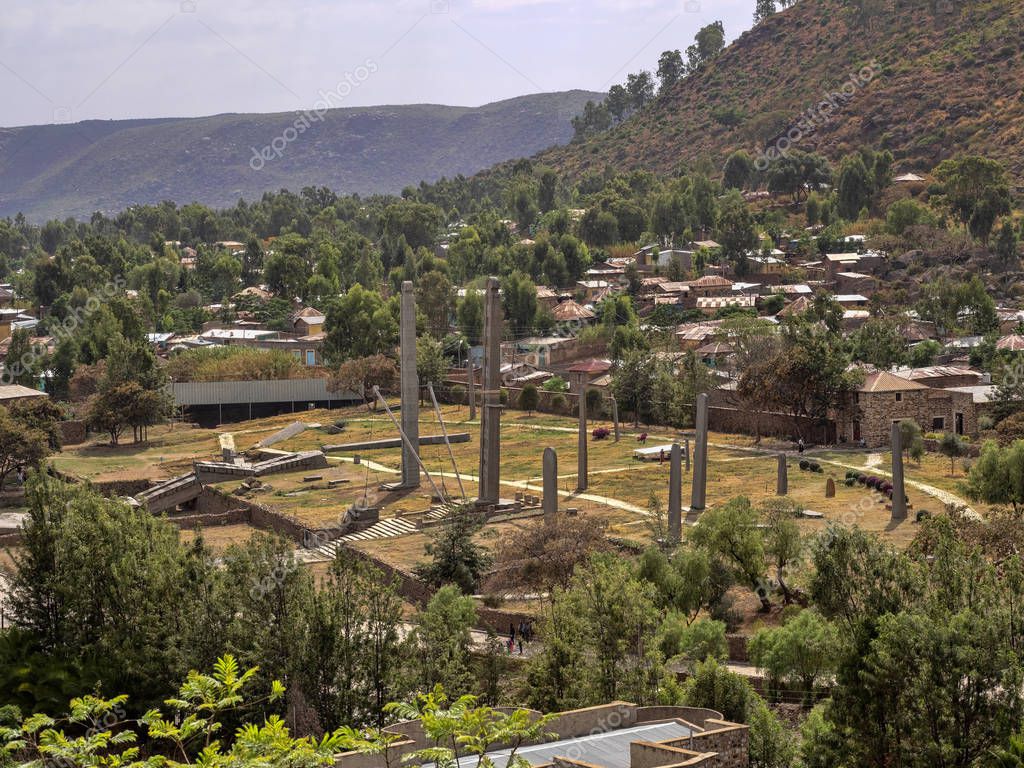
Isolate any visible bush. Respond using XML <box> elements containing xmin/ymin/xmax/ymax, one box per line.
<box><xmin>808</xmin><ymin>461</ymin><xmax>821</xmax><ymax>472</ymax></box>
<box><xmin>450</xmin><ymin>384</ymin><xmax>466</xmax><ymax>404</ymax></box>
<box><xmin>519</xmin><ymin>383</ymin><xmax>540</xmax><ymax>414</ymax></box>
<box><xmin>550</xmin><ymin>393</ymin><xmax>568</xmax><ymax>412</ymax></box>
<box><xmin>592</xmin><ymin>427</ymin><xmax>610</xmax><ymax>440</ymax></box>
<box><xmin>857</xmin><ymin>473</ymin><xmax>867</xmax><ymax>484</ymax></box>
<box><xmin>799</xmin><ymin>459</ymin><xmax>810</xmax><ymax>471</ymax></box>
<box><xmin>844</xmin><ymin>478</ymin><xmax>856</xmax><ymax>487</ymax></box>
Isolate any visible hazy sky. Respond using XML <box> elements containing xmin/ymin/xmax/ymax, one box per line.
<box><xmin>1</xmin><ymin>0</ymin><xmax>754</xmax><ymax>128</ymax></box>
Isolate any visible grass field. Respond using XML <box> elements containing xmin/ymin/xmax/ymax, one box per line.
<box><xmin>49</xmin><ymin>402</ymin><xmax>968</xmax><ymax>562</ymax></box>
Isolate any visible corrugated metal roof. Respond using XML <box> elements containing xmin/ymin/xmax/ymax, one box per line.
<box><xmin>169</xmin><ymin>378</ymin><xmax>354</xmax><ymax>406</ymax></box>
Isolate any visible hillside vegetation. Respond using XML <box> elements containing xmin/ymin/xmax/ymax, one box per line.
<box><xmin>537</xmin><ymin>0</ymin><xmax>1024</xmax><ymax>183</ymax></box>
<box><xmin>0</xmin><ymin>90</ymin><xmax>602</xmax><ymax>221</ymax></box>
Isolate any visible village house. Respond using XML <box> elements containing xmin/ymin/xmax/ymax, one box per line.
<box><xmin>823</xmin><ymin>251</ymin><xmax>886</xmax><ymax>279</ymax></box>
<box><xmin>0</xmin><ymin>383</ymin><xmax>49</xmax><ymax>405</ymax></box>
<box><xmin>575</xmin><ymin>280</ymin><xmax>614</xmax><ymax>303</ymax></box>
<box><xmin>834</xmin><ymin>271</ymin><xmax>878</xmax><ymax>297</ymax></box>
<box><xmin>552</xmin><ymin>298</ymin><xmax>597</xmax><ymax>326</ymax></box>
<box><xmin>676</xmin><ymin>320</ymin><xmax>723</xmax><ymax>350</ymax></box>
<box><xmin>509</xmin><ymin>336</ymin><xmax>579</xmax><ymax>367</ymax></box>
<box><xmin>696</xmin><ymin>295</ymin><xmax>757</xmax><ymax>315</ymax></box>
<box><xmin>535</xmin><ymin>285</ymin><xmax>560</xmax><ymax>310</ymax></box>
<box><xmin>838</xmin><ymin>370</ymin><xmax>976</xmax><ymax>446</ymax></box>
<box><xmin>688</xmin><ymin>275</ymin><xmax>733</xmax><ymax>298</ymax></box>
<box><xmin>892</xmin><ymin>365</ymin><xmax>985</xmax><ymax>389</ymax></box>
<box><xmin>291</xmin><ymin>307</ymin><xmax>326</xmax><ymax>336</ymax></box>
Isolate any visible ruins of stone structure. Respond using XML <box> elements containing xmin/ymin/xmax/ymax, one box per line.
<box><xmin>777</xmin><ymin>453</ymin><xmax>788</xmax><ymax>495</ymax></box>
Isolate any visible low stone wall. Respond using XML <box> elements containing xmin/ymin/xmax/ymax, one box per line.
<box><xmin>165</xmin><ymin>508</ymin><xmax>252</xmax><ymax>530</ymax></box>
<box><xmin>339</xmin><ymin>545</ymin><xmax>434</xmax><ymax>606</ymax></box>
<box><xmin>0</xmin><ymin>531</ymin><xmax>22</xmax><ymax>547</ymax></box>
<box><xmin>93</xmin><ymin>478</ymin><xmax>155</xmax><ymax>498</ymax></box>
<box><xmin>198</xmin><ymin>487</ymin><xmax>311</xmax><ymax>544</ymax></box>
<box><xmin>682</xmin><ymin>722</ymin><xmax>749</xmax><ymax>767</ymax></box>
<box><xmin>708</xmin><ymin>405</ymin><xmax>834</xmax><ymax>445</ymax></box>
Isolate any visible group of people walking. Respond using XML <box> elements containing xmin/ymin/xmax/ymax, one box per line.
<box><xmin>507</xmin><ymin>620</ymin><xmax>533</xmax><ymax>655</ymax></box>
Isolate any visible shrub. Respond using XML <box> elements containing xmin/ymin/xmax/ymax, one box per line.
<box><xmin>550</xmin><ymin>393</ymin><xmax>568</xmax><ymax>412</ymax></box>
<box><xmin>451</xmin><ymin>384</ymin><xmax>466</xmax><ymax>404</ymax></box>
<box><xmin>808</xmin><ymin>461</ymin><xmax>821</xmax><ymax>472</ymax></box>
<box><xmin>857</xmin><ymin>473</ymin><xmax>867</xmax><ymax>484</ymax></box>
<box><xmin>844</xmin><ymin>478</ymin><xmax>856</xmax><ymax>487</ymax></box>
<box><xmin>592</xmin><ymin>427</ymin><xmax>611</xmax><ymax>440</ymax></box>
<box><xmin>799</xmin><ymin>459</ymin><xmax>810</xmax><ymax>471</ymax></box>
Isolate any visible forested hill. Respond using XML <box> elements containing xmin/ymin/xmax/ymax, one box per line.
<box><xmin>0</xmin><ymin>90</ymin><xmax>602</xmax><ymax>221</ymax></box>
<box><xmin>535</xmin><ymin>0</ymin><xmax>1024</xmax><ymax>183</ymax></box>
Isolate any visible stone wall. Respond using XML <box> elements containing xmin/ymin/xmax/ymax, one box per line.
<box><xmin>198</xmin><ymin>487</ymin><xmax>311</xmax><ymax>544</ymax></box>
<box><xmin>707</xmin><ymin>404</ymin><xmax>834</xmax><ymax>445</ymax></box>
<box><xmin>686</xmin><ymin>723</ymin><xmax>749</xmax><ymax>768</ymax></box>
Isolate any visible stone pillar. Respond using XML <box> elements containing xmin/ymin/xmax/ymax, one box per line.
<box><xmin>611</xmin><ymin>396</ymin><xmax>620</xmax><ymax>442</ymax></box>
<box><xmin>467</xmin><ymin>354</ymin><xmax>476</xmax><ymax>421</ymax></box>
<box><xmin>668</xmin><ymin>443</ymin><xmax>682</xmax><ymax>542</ymax></box>
<box><xmin>891</xmin><ymin>422</ymin><xmax>907</xmax><ymax>521</ymax></box>
<box><xmin>776</xmin><ymin>453</ymin><xmax>788</xmax><ymax>496</ymax></box>
<box><xmin>690</xmin><ymin>393</ymin><xmax>709</xmax><ymax>512</ymax></box>
<box><xmin>399</xmin><ymin>281</ymin><xmax>420</xmax><ymax>488</ymax></box>
<box><xmin>543</xmin><ymin>447</ymin><xmax>558</xmax><ymax>518</ymax></box>
<box><xmin>477</xmin><ymin>278</ymin><xmax>502</xmax><ymax>507</ymax></box>
<box><xmin>684</xmin><ymin>437</ymin><xmax>691</xmax><ymax>472</ymax></box>
<box><xmin>577</xmin><ymin>373</ymin><xmax>588</xmax><ymax>493</ymax></box>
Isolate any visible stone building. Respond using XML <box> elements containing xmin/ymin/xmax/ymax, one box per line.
<box><xmin>838</xmin><ymin>371</ymin><xmax>976</xmax><ymax>446</ymax></box>
<box><xmin>336</xmin><ymin>702</ymin><xmax>749</xmax><ymax>768</ymax></box>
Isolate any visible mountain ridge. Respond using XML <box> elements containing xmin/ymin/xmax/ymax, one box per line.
<box><xmin>0</xmin><ymin>90</ymin><xmax>603</xmax><ymax>221</ymax></box>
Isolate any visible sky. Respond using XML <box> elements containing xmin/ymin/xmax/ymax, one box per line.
<box><xmin>0</xmin><ymin>0</ymin><xmax>755</xmax><ymax>128</ymax></box>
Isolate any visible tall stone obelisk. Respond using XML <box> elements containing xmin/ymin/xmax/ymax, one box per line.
<box><xmin>891</xmin><ymin>422</ymin><xmax>907</xmax><ymax>521</ymax></box>
<box><xmin>690</xmin><ymin>393</ymin><xmax>709</xmax><ymax>512</ymax></box>
<box><xmin>399</xmin><ymin>281</ymin><xmax>420</xmax><ymax>489</ymax></box>
<box><xmin>577</xmin><ymin>374</ymin><xmax>588</xmax><ymax>493</ymax></box>
<box><xmin>477</xmin><ymin>277</ymin><xmax>503</xmax><ymax>507</ymax></box>
<box><xmin>543</xmin><ymin>447</ymin><xmax>558</xmax><ymax>518</ymax></box>
<box><xmin>668</xmin><ymin>443</ymin><xmax>682</xmax><ymax>542</ymax></box>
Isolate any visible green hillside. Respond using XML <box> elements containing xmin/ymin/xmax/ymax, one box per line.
<box><xmin>0</xmin><ymin>90</ymin><xmax>602</xmax><ymax>221</ymax></box>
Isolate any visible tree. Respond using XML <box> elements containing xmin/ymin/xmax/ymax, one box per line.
<box><xmin>416</xmin><ymin>335</ymin><xmax>449</xmax><ymax>393</ymax></box>
<box><xmin>716</xmin><ymin>191</ymin><xmax>758</xmax><ymax>271</ymax></box>
<box><xmin>3</xmin><ymin>328</ymin><xmax>44</xmax><ymax>387</ymax></box>
<box><xmin>850</xmin><ymin>317</ymin><xmax>907</xmax><ymax>369</ymax></box>
<box><xmin>323</xmin><ymin>285</ymin><xmax>399</xmax><ymax>364</ymax></box>
<box><xmin>934</xmin><ymin>155</ymin><xmax>1011</xmax><ymax>241</ymax></box>
<box><xmin>681</xmin><ymin>658</ymin><xmax>757</xmax><ymax>723</ymax></box>
<box><xmin>519</xmin><ymin>383</ymin><xmax>539</xmax><ymax>416</ymax></box>
<box><xmin>690</xmin><ymin>497</ymin><xmax>771</xmax><ymax>611</ymax></box>
<box><xmin>329</xmin><ymin>354</ymin><xmax>399</xmax><ymax>411</ymax></box>
<box><xmin>899</xmin><ymin>418</ymin><xmax>925</xmax><ymax>463</ymax></box>
<box><xmin>836</xmin><ymin>154</ymin><xmax>874</xmax><ymax>220</ymax></box>
<box><xmin>606</xmin><ymin>84</ymin><xmax>630</xmax><ymax>122</ymax></box>
<box><xmin>489</xmin><ymin>515</ymin><xmax>610</xmax><ymax>594</ymax></box>
<box><xmin>0</xmin><ymin>655</ymin><xmax>358</xmax><ymax>768</ymax></box>
<box><xmin>0</xmin><ymin>407</ymin><xmax>49</xmax><ymax>490</ymax></box>
<box><xmin>456</xmin><ymin>289</ymin><xmax>484</xmax><ymax>346</ymax></box>
<box><xmin>407</xmin><ymin>587</ymin><xmax>478</xmax><ymax>696</ymax></box>
<box><xmin>748</xmin><ymin>610</ymin><xmax>837</xmax><ymax>703</ymax></box>
<box><xmin>886</xmin><ymin>198</ymin><xmax>937</xmax><ymax>234</ymax></box>
<box><xmin>748</xmin><ymin>699</ymin><xmax>797</xmax><ymax>768</ymax></box>
<box><xmin>937</xmin><ymin>431</ymin><xmax>967</xmax><ymax>476</ymax></box>
<box><xmin>416</xmin><ymin>270</ymin><xmax>454</xmax><ymax>339</ymax></box>
<box><xmin>965</xmin><ymin>439</ymin><xmax>1024</xmax><ymax>513</ymax></box>
<box><xmin>723</xmin><ymin>151</ymin><xmax>755</xmax><ymax>191</ymax></box>
<box><xmin>610</xmin><ymin>350</ymin><xmax>657</xmax><ymax>426</ymax></box>
<box><xmin>296</xmin><ymin>554</ymin><xmax>404</xmax><ymax>729</ymax></box>
<box><xmin>753</xmin><ymin>0</ymin><xmax>777</xmax><ymax>24</ymax></box>
<box><xmin>625</xmin><ymin>71</ymin><xmax>656</xmax><ymax>110</ymax></box>
<box><xmin>656</xmin><ymin>50</ymin><xmax>685</xmax><ymax>94</ymax></box>
<box><xmin>995</xmin><ymin>220</ymin><xmax>1020</xmax><ymax>266</ymax></box>
<box><xmin>686</xmin><ymin>21</ymin><xmax>726</xmax><ymax>73</ymax></box>
<box><xmin>415</xmin><ymin>507</ymin><xmax>493</xmax><ymax>594</ymax></box>
<box><xmin>502</xmin><ymin>270</ymin><xmax>537</xmax><ymax>335</ymax></box>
